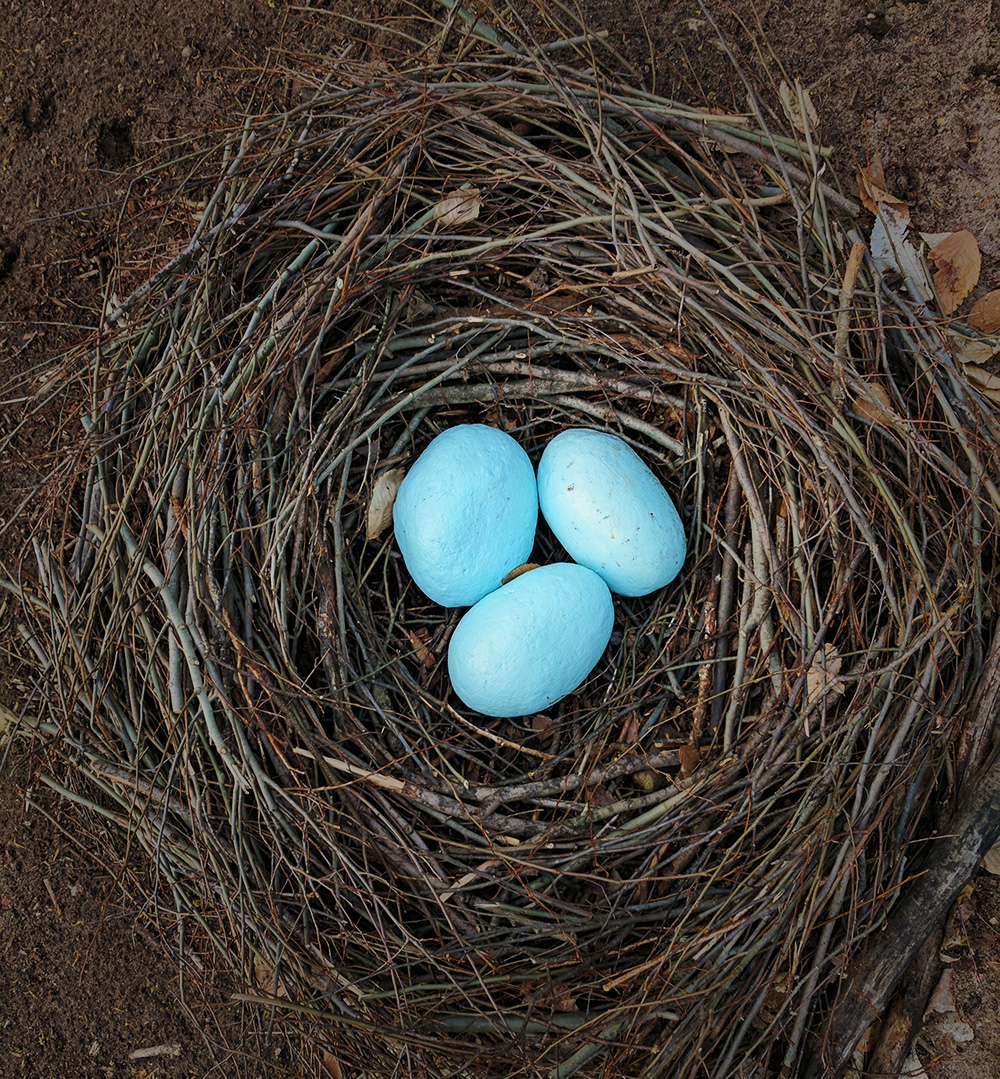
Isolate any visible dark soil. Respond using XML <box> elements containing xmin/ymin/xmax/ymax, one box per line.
<box><xmin>2</xmin><ymin>1</ymin><xmax>999</xmax><ymax>1076</ymax></box>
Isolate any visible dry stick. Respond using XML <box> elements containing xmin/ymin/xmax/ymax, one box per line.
<box><xmin>846</xmin><ymin>624</ymin><xmax>1000</xmax><ymax>1072</ymax></box>
<box><xmin>866</xmin><ymin>926</ymin><xmax>945</xmax><ymax>1079</ymax></box>
<box><xmin>665</xmin><ymin>113</ymin><xmax>860</xmax><ymax>219</ymax></box>
<box><xmin>957</xmin><ymin>622</ymin><xmax>1000</xmax><ymax>788</ymax></box>
<box><xmin>809</xmin><ymin>740</ymin><xmax>1000</xmax><ymax>1077</ymax></box>
<box><xmin>832</xmin><ymin>240</ymin><xmax>866</xmax><ymax>403</ymax></box>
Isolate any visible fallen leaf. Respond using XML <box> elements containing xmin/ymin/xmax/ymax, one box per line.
<box><xmin>857</xmin><ymin>152</ymin><xmax>908</xmax><ymax>217</ymax></box>
<box><xmin>940</xmin><ymin>882</ymin><xmax>976</xmax><ymax>961</ymax></box>
<box><xmin>923</xmin><ymin>969</ymin><xmax>975</xmax><ymax>1048</ymax></box>
<box><xmin>927</xmin><ymin>967</ymin><xmax>959</xmax><ymax>1013</ymax></box>
<box><xmin>851</xmin><ymin>381</ymin><xmax>895</xmax><ymax>424</ymax></box>
<box><xmin>960</xmin><ymin>361</ymin><xmax>1000</xmax><ymax>405</ymax></box>
<box><xmin>433</xmin><ymin>187</ymin><xmax>482</xmax><ymax>228</ymax></box>
<box><xmin>502</xmin><ymin>562</ymin><xmax>540</xmax><ymax>584</ymax></box>
<box><xmin>366</xmin><ymin>467</ymin><xmax>405</xmax><ymax>540</ymax></box>
<box><xmin>856</xmin><ymin>1021</ymin><xmax>879</xmax><ymax>1054</ymax></box>
<box><xmin>532</xmin><ymin>713</ymin><xmax>554</xmax><ymax>739</ymax></box>
<box><xmin>550</xmin><ymin>983</ymin><xmax>580</xmax><ymax>1013</ymax></box>
<box><xmin>983</xmin><ymin>834</ymin><xmax>1000</xmax><ymax>875</ymax></box>
<box><xmin>252</xmin><ymin>954</ymin><xmax>288</xmax><ymax>998</ymax></box>
<box><xmin>969</xmin><ymin>289</ymin><xmax>1000</xmax><ymax>333</ymax></box>
<box><xmin>948</xmin><ymin>332</ymin><xmax>999</xmax><ymax>365</ymax></box>
<box><xmin>407</xmin><ymin>628</ymin><xmax>435</xmax><ymax>670</ymax></box>
<box><xmin>928</xmin><ymin>230</ymin><xmax>981</xmax><ymax>314</ymax></box>
<box><xmin>321</xmin><ymin>1051</ymin><xmax>343</xmax><ymax>1079</ymax></box>
<box><xmin>806</xmin><ymin>643</ymin><xmax>845</xmax><ymax>705</ymax></box>
<box><xmin>898</xmin><ymin>1051</ymin><xmax>930</xmax><ymax>1079</ymax></box>
<box><xmin>919</xmin><ymin>231</ymin><xmax>955</xmax><ymax>249</ymax></box>
<box><xmin>679</xmin><ymin>743</ymin><xmax>701</xmax><ymax>777</ymax></box>
<box><xmin>869</xmin><ymin>209</ymin><xmax>933</xmax><ymax>302</ymax></box>
<box><xmin>778</xmin><ymin>79</ymin><xmax>820</xmax><ymax>135</ymax></box>
<box><xmin>857</xmin><ymin>156</ymin><xmax>934</xmax><ymax>302</ymax></box>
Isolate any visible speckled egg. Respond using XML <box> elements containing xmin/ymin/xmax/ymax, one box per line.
<box><xmin>537</xmin><ymin>428</ymin><xmax>685</xmax><ymax>597</ymax></box>
<box><xmin>393</xmin><ymin>424</ymin><xmax>538</xmax><ymax>607</ymax></box>
<box><xmin>447</xmin><ymin>562</ymin><xmax>614</xmax><ymax>717</ymax></box>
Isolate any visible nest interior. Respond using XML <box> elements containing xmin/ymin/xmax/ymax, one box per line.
<box><xmin>7</xmin><ymin>13</ymin><xmax>1000</xmax><ymax>1079</ymax></box>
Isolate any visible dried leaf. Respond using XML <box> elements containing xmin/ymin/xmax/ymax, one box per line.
<box><xmin>851</xmin><ymin>381</ymin><xmax>895</xmax><ymax>424</ymax></box>
<box><xmin>532</xmin><ymin>713</ymin><xmax>554</xmax><ymax>739</ymax></box>
<box><xmin>321</xmin><ymin>1052</ymin><xmax>343</xmax><ymax>1079</ymax></box>
<box><xmin>924</xmin><ymin>969</ymin><xmax>975</xmax><ymax>1048</ymax></box>
<box><xmin>406</xmin><ymin>628</ymin><xmax>435</xmax><ymax>670</ymax></box>
<box><xmin>928</xmin><ymin>230</ymin><xmax>981</xmax><ymax>314</ymax></box>
<box><xmin>778</xmin><ymin>79</ymin><xmax>820</xmax><ymax>135</ymax></box>
<box><xmin>433</xmin><ymin>187</ymin><xmax>482</xmax><ymax>227</ymax></box>
<box><xmin>869</xmin><ymin>209</ymin><xmax>933</xmax><ymax>301</ymax></box>
<box><xmin>899</xmin><ymin>1051</ymin><xmax>930</xmax><ymax>1079</ymax></box>
<box><xmin>679</xmin><ymin>743</ymin><xmax>701</xmax><ymax>778</ymax></box>
<box><xmin>252</xmin><ymin>954</ymin><xmax>288</xmax><ymax>998</ymax></box>
<box><xmin>919</xmin><ymin>230</ymin><xmax>955</xmax><ymax>249</ymax></box>
<box><xmin>806</xmin><ymin>643</ymin><xmax>844</xmax><ymax>704</ymax></box>
<box><xmin>857</xmin><ymin>154</ymin><xmax>934</xmax><ymax>300</ymax></box>
<box><xmin>940</xmin><ymin>882</ymin><xmax>976</xmax><ymax>961</ymax></box>
<box><xmin>856</xmin><ymin>1021</ymin><xmax>879</xmax><ymax>1054</ymax></box>
<box><xmin>366</xmin><ymin>467</ymin><xmax>404</xmax><ymax>540</ymax></box>
<box><xmin>550</xmin><ymin>983</ymin><xmax>580</xmax><ymax>1013</ymax></box>
<box><xmin>857</xmin><ymin>152</ymin><xmax>909</xmax><ymax>217</ymax></box>
<box><xmin>960</xmin><ymin>361</ymin><xmax>1000</xmax><ymax>405</ymax></box>
<box><xmin>984</xmin><ymin>835</ymin><xmax>1000</xmax><ymax>875</ymax></box>
<box><xmin>969</xmin><ymin>289</ymin><xmax>1000</xmax><ymax>333</ymax></box>
<box><xmin>927</xmin><ymin>968</ymin><xmax>959</xmax><ymax>1013</ymax></box>
<box><xmin>502</xmin><ymin>562</ymin><xmax>540</xmax><ymax>584</ymax></box>
<box><xmin>948</xmin><ymin>331</ymin><xmax>999</xmax><ymax>365</ymax></box>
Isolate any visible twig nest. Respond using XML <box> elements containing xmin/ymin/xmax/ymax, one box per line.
<box><xmin>537</xmin><ymin>428</ymin><xmax>686</xmax><ymax>596</ymax></box>
<box><xmin>393</xmin><ymin>424</ymin><xmax>538</xmax><ymax>607</ymax></box>
<box><xmin>447</xmin><ymin>562</ymin><xmax>614</xmax><ymax>717</ymax></box>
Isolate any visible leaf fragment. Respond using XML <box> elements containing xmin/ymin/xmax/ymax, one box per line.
<box><xmin>960</xmin><ymin>361</ymin><xmax>1000</xmax><ymax>405</ymax></box>
<box><xmin>365</xmin><ymin>467</ymin><xmax>405</xmax><ymax>540</ymax></box>
<box><xmin>924</xmin><ymin>968</ymin><xmax>975</xmax><ymax>1048</ymax></box>
<box><xmin>778</xmin><ymin>79</ymin><xmax>820</xmax><ymax>135</ymax></box>
<box><xmin>968</xmin><ymin>289</ymin><xmax>1000</xmax><ymax>333</ymax></box>
<box><xmin>983</xmin><ymin>834</ymin><xmax>1000</xmax><ymax>874</ymax></box>
<box><xmin>857</xmin><ymin>151</ymin><xmax>908</xmax><ymax>217</ymax></box>
<box><xmin>857</xmin><ymin>154</ymin><xmax>934</xmax><ymax>301</ymax></box>
<box><xmin>869</xmin><ymin>210</ymin><xmax>933</xmax><ymax>301</ymax></box>
<box><xmin>928</xmin><ymin>229</ymin><xmax>980</xmax><ymax>314</ymax></box>
<box><xmin>851</xmin><ymin>381</ymin><xmax>895</xmax><ymax>424</ymax></box>
<box><xmin>407</xmin><ymin>628</ymin><xmax>435</xmax><ymax>670</ymax></box>
<box><xmin>321</xmin><ymin>1052</ymin><xmax>343</xmax><ymax>1079</ymax></box>
<box><xmin>433</xmin><ymin>187</ymin><xmax>482</xmax><ymax>227</ymax></box>
<box><xmin>806</xmin><ymin>643</ymin><xmax>845</xmax><ymax>705</ymax></box>
<box><xmin>679</xmin><ymin>742</ymin><xmax>701</xmax><ymax>778</ymax></box>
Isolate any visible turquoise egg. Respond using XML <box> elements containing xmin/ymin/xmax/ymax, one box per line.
<box><xmin>447</xmin><ymin>562</ymin><xmax>614</xmax><ymax>717</ymax></box>
<box><xmin>537</xmin><ymin>428</ymin><xmax>685</xmax><ymax>597</ymax></box>
<box><xmin>393</xmin><ymin>424</ymin><xmax>538</xmax><ymax>608</ymax></box>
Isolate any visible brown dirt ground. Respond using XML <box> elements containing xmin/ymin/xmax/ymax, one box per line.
<box><xmin>1</xmin><ymin>1</ymin><xmax>999</xmax><ymax>1076</ymax></box>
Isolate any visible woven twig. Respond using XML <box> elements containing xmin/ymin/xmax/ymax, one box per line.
<box><xmin>5</xmin><ymin>13</ymin><xmax>1000</xmax><ymax>1078</ymax></box>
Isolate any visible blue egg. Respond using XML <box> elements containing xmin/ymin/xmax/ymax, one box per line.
<box><xmin>393</xmin><ymin>424</ymin><xmax>538</xmax><ymax>608</ymax></box>
<box><xmin>537</xmin><ymin>428</ymin><xmax>685</xmax><ymax>597</ymax></box>
<box><xmin>447</xmin><ymin>562</ymin><xmax>614</xmax><ymax>717</ymax></box>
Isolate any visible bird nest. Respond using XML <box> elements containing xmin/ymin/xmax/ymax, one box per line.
<box><xmin>7</xmin><ymin>13</ymin><xmax>1000</xmax><ymax>1079</ymax></box>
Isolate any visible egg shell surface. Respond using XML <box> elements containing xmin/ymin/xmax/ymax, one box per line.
<box><xmin>447</xmin><ymin>562</ymin><xmax>614</xmax><ymax>717</ymax></box>
<box><xmin>537</xmin><ymin>428</ymin><xmax>685</xmax><ymax>597</ymax></box>
<box><xmin>393</xmin><ymin>424</ymin><xmax>538</xmax><ymax>608</ymax></box>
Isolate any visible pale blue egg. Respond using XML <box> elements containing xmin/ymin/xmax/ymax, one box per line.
<box><xmin>447</xmin><ymin>562</ymin><xmax>614</xmax><ymax>717</ymax></box>
<box><xmin>537</xmin><ymin>428</ymin><xmax>685</xmax><ymax>597</ymax></box>
<box><xmin>393</xmin><ymin>424</ymin><xmax>538</xmax><ymax>607</ymax></box>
